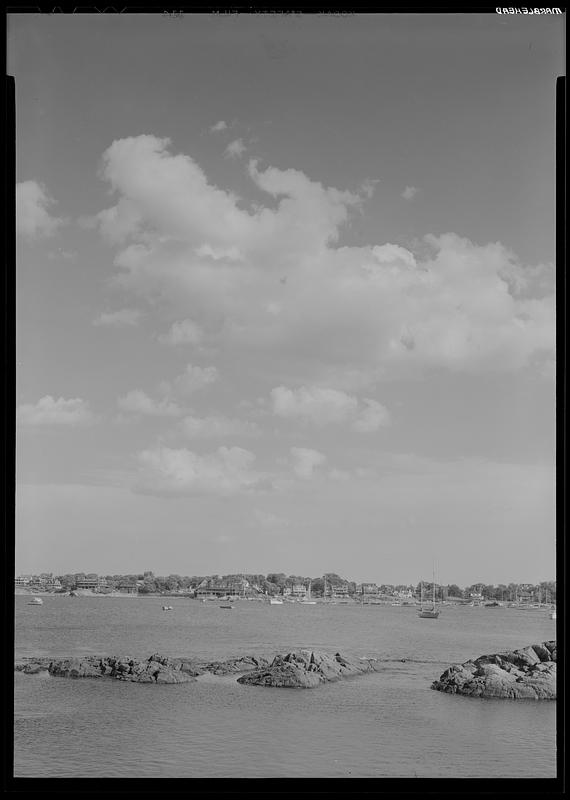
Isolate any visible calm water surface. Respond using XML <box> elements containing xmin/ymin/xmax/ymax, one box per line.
<box><xmin>14</xmin><ymin>597</ymin><xmax>557</xmax><ymax>778</ymax></box>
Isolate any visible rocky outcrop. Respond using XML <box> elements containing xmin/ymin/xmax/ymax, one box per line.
<box><xmin>237</xmin><ymin>650</ymin><xmax>377</xmax><ymax>688</ymax></box>
<box><xmin>432</xmin><ymin>641</ymin><xmax>556</xmax><ymax>700</ymax></box>
<box><xmin>197</xmin><ymin>655</ymin><xmax>270</xmax><ymax>675</ymax></box>
<box><xmin>15</xmin><ymin>653</ymin><xmax>269</xmax><ymax>682</ymax></box>
<box><xmin>15</xmin><ymin>654</ymin><xmax>196</xmax><ymax>683</ymax></box>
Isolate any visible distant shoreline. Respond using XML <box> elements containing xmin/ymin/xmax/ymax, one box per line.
<box><xmin>15</xmin><ymin>589</ymin><xmax>143</xmax><ymax>598</ymax></box>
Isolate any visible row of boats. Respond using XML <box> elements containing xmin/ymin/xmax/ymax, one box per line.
<box><xmin>27</xmin><ymin>593</ymin><xmax>557</xmax><ymax>620</ymax></box>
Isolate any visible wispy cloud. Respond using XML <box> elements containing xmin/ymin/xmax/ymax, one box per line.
<box><xmin>224</xmin><ymin>138</ymin><xmax>246</xmax><ymax>159</ymax></box>
<box><xmin>253</xmin><ymin>508</ymin><xmax>289</xmax><ymax>529</ymax></box>
<box><xmin>17</xmin><ymin>396</ymin><xmax>96</xmax><ymax>427</ymax></box>
<box><xmin>158</xmin><ymin>319</ymin><xmax>203</xmax><ymax>346</ymax></box>
<box><xmin>290</xmin><ymin>447</ymin><xmax>327</xmax><ymax>480</ymax></box>
<box><xmin>117</xmin><ymin>390</ymin><xmax>182</xmax><ymax>418</ymax></box>
<box><xmin>93</xmin><ymin>308</ymin><xmax>143</xmax><ymax>327</ymax></box>
<box><xmin>210</xmin><ymin>120</ymin><xmax>228</xmax><ymax>133</ymax></box>
<box><xmin>16</xmin><ymin>181</ymin><xmax>66</xmax><ymax>238</ymax></box>
<box><xmin>47</xmin><ymin>249</ymin><xmax>77</xmax><ymax>262</ymax></box>
<box><xmin>402</xmin><ymin>185</ymin><xmax>419</xmax><ymax>200</ymax></box>
<box><xmin>181</xmin><ymin>415</ymin><xmax>260</xmax><ymax>439</ymax></box>
<box><xmin>167</xmin><ymin>364</ymin><xmax>219</xmax><ymax>397</ymax></box>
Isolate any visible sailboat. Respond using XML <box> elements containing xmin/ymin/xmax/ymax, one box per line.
<box><xmin>299</xmin><ymin>580</ymin><xmax>316</xmax><ymax>604</ymax></box>
<box><xmin>418</xmin><ymin>569</ymin><xmax>440</xmax><ymax>619</ymax></box>
<box><xmin>323</xmin><ymin>574</ymin><xmax>330</xmax><ymax>603</ymax></box>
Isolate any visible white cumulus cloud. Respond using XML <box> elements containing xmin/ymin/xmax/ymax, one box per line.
<box><xmin>16</xmin><ymin>181</ymin><xmax>65</xmax><ymax>238</ymax></box>
<box><xmin>136</xmin><ymin>445</ymin><xmax>268</xmax><ymax>495</ymax></box>
<box><xmin>272</xmin><ymin>385</ymin><xmax>358</xmax><ymax>425</ymax></box>
<box><xmin>93</xmin><ymin>136</ymin><xmax>554</xmax><ymax>382</ymax></box>
<box><xmin>17</xmin><ymin>396</ymin><xmax>95</xmax><ymax>427</ymax></box>
<box><xmin>271</xmin><ymin>385</ymin><xmax>390</xmax><ymax>431</ymax></box>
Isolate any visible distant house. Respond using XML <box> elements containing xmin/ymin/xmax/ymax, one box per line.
<box><xmin>42</xmin><ymin>576</ymin><xmax>62</xmax><ymax>591</ymax></box>
<box><xmin>395</xmin><ymin>589</ymin><xmax>414</xmax><ymax>600</ymax></box>
<box><xmin>16</xmin><ymin>574</ymin><xmax>62</xmax><ymax>591</ymax></box>
<box><xmin>117</xmin><ymin>581</ymin><xmax>138</xmax><ymax>594</ymax></box>
<box><xmin>290</xmin><ymin>583</ymin><xmax>308</xmax><ymax>598</ymax></box>
<box><xmin>332</xmin><ymin>584</ymin><xmax>349</xmax><ymax>598</ymax></box>
<box><xmin>359</xmin><ymin>583</ymin><xmax>379</xmax><ymax>596</ymax></box>
<box><xmin>196</xmin><ymin>576</ymin><xmax>250</xmax><ymax>598</ymax></box>
<box><xmin>76</xmin><ymin>577</ymin><xmax>101</xmax><ymax>590</ymax></box>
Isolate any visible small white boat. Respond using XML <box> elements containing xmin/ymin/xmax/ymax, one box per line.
<box><xmin>299</xmin><ymin>600</ymin><xmax>316</xmax><ymax>604</ymax></box>
<box><xmin>28</xmin><ymin>597</ymin><xmax>43</xmax><ymax>605</ymax></box>
<box><xmin>550</xmin><ymin>609</ymin><xmax>556</xmax><ymax>620</ymax></box>
<box><xmin>418</xmin><ymin>608</ymin><xmax>440</xmax><ymax>619</ymax></box>
<box><xmin>220</xmin><ymin>604</ymin><xmax>234</xmax><ymax>609</ymax></box>
<box><xmin>269</xmin><ymin>597</ymin><xmax>283</xmax><ymax>605</ymax></box>
<box><xmin>162</xmin><ymin>605</ymin><xmax>173</xmax><ymax>611</ymax></box>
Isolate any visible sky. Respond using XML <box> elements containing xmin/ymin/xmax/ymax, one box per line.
<box><xmin>10</xmin><ymin>12</ymin><xmax>562</xmax><ymax>585</ymax></box>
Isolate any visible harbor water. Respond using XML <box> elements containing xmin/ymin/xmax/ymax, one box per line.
<box><xmin>14</xmin><ymin>596</ymin><xmax>557</xmax><ymax>778</ymax></box>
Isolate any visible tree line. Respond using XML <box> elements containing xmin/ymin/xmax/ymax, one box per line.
<box><xmin>48</xmin><ymin>571</ymin><xmax>556</xmax><ymax>602</ymax></box>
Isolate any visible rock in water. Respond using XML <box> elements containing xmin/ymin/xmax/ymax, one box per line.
<box><xmin>237</xmin><ymin>650</ymin><xmax>374</xmax><ymax>688</ymax></box>
<box><xmin>432</xmin><ymin>641</ymin><xmax>556</xmax><ymax>700</ymax></box>
<box><xmin>197</xmin><ymin>655</ymin><xmax>270</xmax><ymax>675</ymax></box>
<box><xmin>17</xmin><ymin>654</ymin><xmax>197</xmax><ymax>683</ymax></box>
<box><xmin>16</xmin><ymin>651</ymin><xmax>376</xmax><ymax>687</ymax></box>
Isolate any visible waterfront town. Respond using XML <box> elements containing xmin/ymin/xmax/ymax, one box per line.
<box><xmin>14</xmin><ymin>571</ymin><xmax>557</xmax><ymax>606</ymax></box>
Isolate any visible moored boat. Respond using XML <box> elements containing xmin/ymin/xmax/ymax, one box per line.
<box><xmin>28</xmin><ymin>597</ymin><xmax>43</xmax><ymax>605</ymax></box>
<box><xmin>418</xmin><ymin>569</ymin><xmax>440</xmax><ymax>619</ymax></box>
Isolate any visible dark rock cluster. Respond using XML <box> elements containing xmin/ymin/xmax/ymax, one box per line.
<box><xmin>15</xmin><ymin>654</ymin><xmax>197</xmax><ymax>683</ymax></box>
<box><xmin>431</xmin><ymin>641</ymin><xmax>556</xmax><ymax>700</ymax></box>
<box><xmin>14</xmin><ymin>653</ymin><xmax>269</xmax><ymax>683</ymax></box>
<box><xmin>198</xmin><ymin>655</ymin><xmax>270</xmax><ymax>675</ymax></box>
<box><xmin>237</xmin><ymin>650</ymin><xmax>378</xmax><ymax>688</ymax></box>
